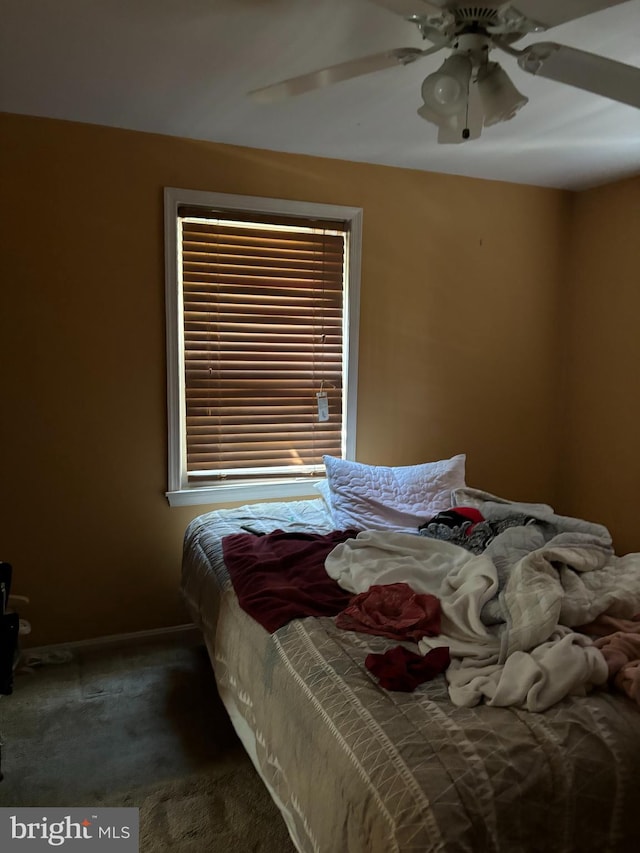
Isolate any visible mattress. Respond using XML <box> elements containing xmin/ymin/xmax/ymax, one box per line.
<box><xmin>181</xmin><ymin>499</ymin><xmax>640</xmax><ymax>853</ymax></box>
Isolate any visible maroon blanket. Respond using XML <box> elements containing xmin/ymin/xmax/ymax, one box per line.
<box><xmin>222</xmin><ymin>529</ymin><xmax>358</xmax><ymax>633</ymax></box>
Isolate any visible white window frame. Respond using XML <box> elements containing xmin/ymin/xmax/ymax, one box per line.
<box><xmin>164</xmin><ymin>187</ymin><xmax>362</xmax><ymax>507</ymax></box>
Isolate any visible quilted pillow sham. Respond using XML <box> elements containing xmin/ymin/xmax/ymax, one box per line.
<box><xmin>322</xmin><ymin>454</ymin><xmax>466</xmax><ymax>533</ymax></box>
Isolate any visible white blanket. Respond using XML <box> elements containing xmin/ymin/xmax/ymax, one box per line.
<box><xmin>325</xmin><ymin>521</ymin><xmax>640</xmax><ymax>711</ymax></box>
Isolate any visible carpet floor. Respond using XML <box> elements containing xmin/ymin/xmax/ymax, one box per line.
<box><xmin>0</xmin><ymin>635</ymin><xmax>296</xmax><ymax>852</ymax></box>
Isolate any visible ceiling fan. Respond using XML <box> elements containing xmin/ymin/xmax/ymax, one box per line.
<box><xmin>249</xmin><ymin>0</ymin><xmax>640</xmax><ymax>143</ymax></box>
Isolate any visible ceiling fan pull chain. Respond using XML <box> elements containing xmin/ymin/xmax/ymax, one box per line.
<box><xmin>462</xmin><ymin>80</ymin><xmax>471</xmax><ymax>140</ymax></box>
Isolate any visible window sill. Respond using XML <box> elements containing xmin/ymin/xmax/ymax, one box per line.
<box><xmin>166</xmin><ymin>478</ymin><xmax>322</xmax><ymax>507</ymax></box>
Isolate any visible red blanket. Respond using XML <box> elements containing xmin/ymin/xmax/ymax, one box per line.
<box><xmin>366</xmin><ymin>646</ymin><xmax>451</xmax><ymax>692</ymax></box>
<box><xmin>336</xmin><ymin>582</ymin><xmax>441</xmax><ymax>642</ymax></box>
<box><xmin>222</xmin><ymin>529</ymin><xmax>357</xmax><ymax>633</ymax></box>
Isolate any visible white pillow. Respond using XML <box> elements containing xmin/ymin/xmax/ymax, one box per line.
<box><xmin>323</xmin><ymin>454</ymin><xmax>466</xmax><ymax>533</ymax></box>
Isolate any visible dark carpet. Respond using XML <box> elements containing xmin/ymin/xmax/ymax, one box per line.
<box><xmin>0</xmin><ymin>636</ymin><xmax>296</xmax><ymax>852</ymax></box>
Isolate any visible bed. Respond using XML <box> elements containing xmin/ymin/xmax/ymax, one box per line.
<box><xmin>181</xmin><ymin>460</ymin><xmax>640</xmax><ymax>853</ymax></box>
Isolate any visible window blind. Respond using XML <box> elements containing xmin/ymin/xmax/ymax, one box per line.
<box><xmin>179</xmin><ymin>213</ymin><xmax>347</xmax><ymax>482</ymax></box>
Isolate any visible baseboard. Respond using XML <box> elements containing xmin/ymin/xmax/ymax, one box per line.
<box><xmin>24</xmin><ymin>623</ymin><xmax>202</xmax><ymax>657</ymax></box>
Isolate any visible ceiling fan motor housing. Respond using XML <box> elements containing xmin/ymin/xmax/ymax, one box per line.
<box><xmin>454</xmin><ymin>6</ymin><xmax>501</xmax><ymax>28</ymax></box>
<box><xmin>451</xmin><ymin>31</ymin><xmax>492</xmax><ymax>67</ymax></box>
<box><xmin>412</xmin><ymin>2</ymin><xmax>541</xmax><ymax>45</ymax></box>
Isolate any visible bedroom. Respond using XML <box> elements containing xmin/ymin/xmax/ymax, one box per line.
<box><xmin>2</xmin><ymin>116</ymin><xmax>637</xmax><ymax>645</ymax></box>
<box><xmin>1</xmin><ymin>0</ymin><xmax>640</xmax><ymax>849</ymax></box>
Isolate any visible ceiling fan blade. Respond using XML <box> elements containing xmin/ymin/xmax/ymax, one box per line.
<box><xmin>508</xmin><ymin>0</ymin><xmax>631</xmax><ymax>30</ymax></box>
<box><xmin>249</xmin><ymin>47</ymin><xmax>429</xmax><ymax>103</ymax></box>
<box><xmin>518</xmin><ymin>42</ymin><xmax>640</xmax><ymax>108</ymax></box>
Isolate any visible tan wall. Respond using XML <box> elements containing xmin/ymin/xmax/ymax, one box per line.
<box><xmin>1</xmin><ymin>113</ymin><xmax>568</xmax><ymax>645</ymax></box>
<box><xmin>558</xmin><ymin>175</ymin><xmax>640</xmax><ymax>555</ymax></box>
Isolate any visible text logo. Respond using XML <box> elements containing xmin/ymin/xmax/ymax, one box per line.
<box><xmin>0</xmin><ymin>808</ymin><xmax>138</xmax><ymax>851</ymax></box>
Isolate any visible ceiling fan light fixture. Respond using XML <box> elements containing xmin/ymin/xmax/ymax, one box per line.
<box><xmin>477</xmin><ymin>61</ymin><xmax>529</xmax><ymax>126</ymax></box>
<box><xmin>419</xmin><ymin>54</ymin><xmax>473</xmax><ymax>117</ymax></box>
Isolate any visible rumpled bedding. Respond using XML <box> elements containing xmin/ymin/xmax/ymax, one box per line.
<box><xmin>222</xmin><ymin>528</ymin><xmax>357</xmax><ymax>632</ymax></box>
<box><xmin>419</xmin><ymin>507</ymin><xmax>539</xmax><ymax>554</ymax></box>
<box><xmin>325</xmin><ymin>496</ymin><xmax>640</xmax><ymax>712</ymax></box>
<box><xmin>181</xmin><ymin>498</ymin><xmax>640</xmax><ymax>853</ymax></box>
<box><xmin>576</xmin><ymin>613</ymin><xmax>640</xmax><ymax>705</ymax></box>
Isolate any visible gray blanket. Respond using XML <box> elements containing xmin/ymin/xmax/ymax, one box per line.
<box><xmin>325</xmin><ymin>492</ymin><xmax>640</xmax><ymax>711</ymax></box>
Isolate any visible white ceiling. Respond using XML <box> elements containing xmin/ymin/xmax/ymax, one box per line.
<box><xmin>1</xmin><ymin>0</ymin><xmax>639</xmax><ymax>189</ymax></box>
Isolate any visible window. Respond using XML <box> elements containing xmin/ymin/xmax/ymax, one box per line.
<box><xmin>164</xmin><ymin>188</ymin><xmax>362</xmax><ymax>506</ymax></box>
